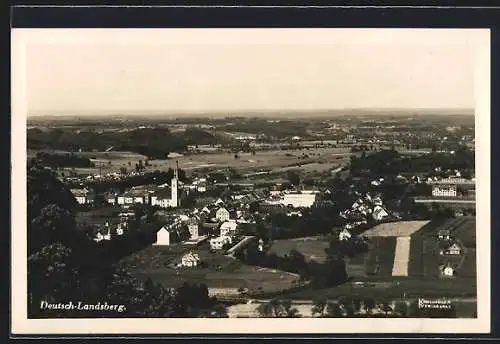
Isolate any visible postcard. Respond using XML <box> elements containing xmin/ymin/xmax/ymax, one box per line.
<box><xmin>11</xmin><ymin>27</ymin><xmax>491</xmax><ymax>334</ymax></box>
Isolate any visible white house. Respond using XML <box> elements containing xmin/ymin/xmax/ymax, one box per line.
<box><xmin>187</xmin><ymin>221</ymin><xmax>199</xmax><ymax>239</ymax></box>
<box><xmin>181</xmin><ymin>252</ymin><xmax>201</xmax><ymax>267</ymax></box>
<box><xmin>94</xmin><ymin>232</ymin><xmax>104</xmax><ymax>242</ymax></box>
<box><xmin>432</xmin><ymin>185</ymin><xmax>457</xmax><ymax>197</ymax></box>
<box><xmin>281</xmin><ymin>192</ymin><xmax>318</xmax><ymax>208</ymax></box>
<box><xmin>441</xmin><ymin>243</ymin><xmax>462</xmax><ymax>256</ymax></box>
<box><xmin>441</xmin><ymin>264</ymin><xmax>455</xmax><ymax>277</ymax></box>
<box><xmin>153</xmin><ymin>226</ymin><xmax>172</xmax><ymax>246</ymax></box>
<box><xmin>105</xmin><ymin>193</ymin><xmax>117</xmax><ymax>205</ymax></box>
<box><xmin>438</xmin><ymin>230</ymin><xmax>452</xmax><ymax>241</ymax></box>
<box><xmin>339</xmin><ymin>228</ymin><xmax>352</xmax><ymax>241</ymax></box>
<box><xmin>196</xmin><ymin>183</ymin><xmax>207</xmax><ymax>193</ymax></box>
<box><xmin>103</xmin><ymin>228</ymin><xmax>111</xmax><ymax>241</ymax></box>
<box><xmin>210</xmin><ymin>236</ymin><xmax>232</xmax><ymax>250</ymax></box>
<box><xmin>220</xmin><ymin>220</ymin><xmax>238</xmax><ymax>237</ymax></box>
<box><xmin>258</xmin><ymin>238</ymin><xmax>264</xmax><ymax>252</ymax></box>
<box><xmin>216</xmin><ymin>207</ymin><xmax>230</xmax><ymax>222</ymax></box>
<box><xmin>372</xmin><ymin>205</ymin><xmax>389</xmax><ymax>221</ymax></box>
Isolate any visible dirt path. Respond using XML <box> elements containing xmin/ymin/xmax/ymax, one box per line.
<box><xmin>392</xmin><ymin>237</ymin><xmax>411</xmax><ymax>276</ymax></box>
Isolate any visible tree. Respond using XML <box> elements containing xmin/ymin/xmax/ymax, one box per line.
<box><xmin>287</xmin><ymin>171</ymin><xmax>300</xmax><ymax>186</ymax></box>
<box><xmin>257</xmin><ymin>299</ymin><xmax>301</xmax><ymax>318</ymax></box>
<box><xmin>378</xmin><ymin>301</ymin><xmax>394</xmax><ymax>317</ymax></box>
<box><xmin>303</xmin><ymin>178</ymin><xmax>315</xmax><ymax>187</ymax></box>
<box><xmin>352</xmin><ymin>299</ymin><xmax>362</xmax><ymax>314</ymax></box>
<box><xmin>28</xmin><ymin>242</ymin><xmax>80</xmax><ymax>318</ymax></box>
<box><xmin>338</xmin><ymin>297</ymin><xmax>355</xmax><ymax>317</ymax></box>
<box><xmin>394</xmin><ymin>301</ymin><xmax>408</xmax><ymax>317</ymax></box>
<box><xmin>29</xmin><ymin>204</ymin><xmax>76</xmax><ymax>254</ymax></box>
<box><xmin>311</xmin><ymin>298</ymin><xmax>342</xmax><ymax>317</ymax></box>
<box><xmin>311</xmin><ymin>298</ymin><xmax>327</xmax><ymax>317</ymax></box>
<box><xmin>27</xmin><ymin>165</ymin><xmax>77</xmax><ymax>221</ymax></box>
<box><xmin>363</xmin><ymin>298</ymin><xmax>376</xmax><ymax>315</ymax></box>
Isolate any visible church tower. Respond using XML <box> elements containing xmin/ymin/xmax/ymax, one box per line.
<box><xmin>171</xmin><ymin>161</ymin><xmax>179</xmax><ymax>207</ymax></box>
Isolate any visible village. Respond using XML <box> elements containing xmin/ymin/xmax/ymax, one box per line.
<box><xmin>63</xmin><ymin>150</ymin><xmax>476</xmax><ymax>307</ymax></box>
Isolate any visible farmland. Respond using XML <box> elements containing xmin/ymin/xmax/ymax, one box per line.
<box><xmin>266</xmin><ymin>236</ymin><xmax>330</xmax><ymax>263</ymax></box>
<box><xmin>346</xmin><ymin>218</ymin><xmax>476</xmax><ymax>282</ymax></box>
<box><xmin>119</xmin><ymin>244</ymin><xmax>300</xmax><ymax>294</ymax></box>
<box><xmin>407</xmin><ymin>216</ymin><xmax>476</xmax><ymax>279</ymax></box>
<box><xmin>364</xmin><ymin>237</ymin><xmax>397</xmax><ymax>276</ymax></box>
<box><xmin>357</xmin><ymin>221</ymin><xmax>430</xmax><ymax>278</ymax></box>
<box><xmin>326</xmin><ymin>217</ymin><xmax>478</xmax><ymax>304</ymax></box>
<box><xmin>362</xmin><ymin>220</ymin><xmax>430</xmax><ymax>238</ymax></box>
<box><xmin>45</xmin><ymin>147</ymin><xmax>352</xmax><ymax>178</ymax></box>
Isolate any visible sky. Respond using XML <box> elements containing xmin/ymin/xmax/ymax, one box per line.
<box><xmin>17</xmin><ymin>29</ymin><xmax>485</xmax><ymax>116</ymax></box>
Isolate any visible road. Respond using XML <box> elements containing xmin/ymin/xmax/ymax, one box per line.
<box><xmin>226</xmin><ymin>236</ymin><xmax>256</xmax><ymax>256</ymax></box>
<box><xmin>414</xmin><ymin>199</ymin><xmax>476</xmax><ymax>204</ymax></box>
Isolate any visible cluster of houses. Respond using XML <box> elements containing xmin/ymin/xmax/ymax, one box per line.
<box><xmin>341</xmin><ymin>193</ymin><xmax>390</xmax><ymax>223</ymax></box>
<box><xmin>436</xmin><ymin>228</ymin><xmax>464</xmax><ymax>278</ymax></box>
<box><xmin>92</xmin><ymin>220</ymin><xmax>128</xmax><ymax>242</ymax></box>
<box><xmin>151</xmin><ymin>196</ymin><xmax>256</xmax><ymax>252</ymax></box>
<box><xmin>70</xmin><ymin>166</ymin><xmax>210</xmax><ymax>207</ymax></box>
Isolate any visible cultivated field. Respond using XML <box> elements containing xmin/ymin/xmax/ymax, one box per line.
<box><xmin>362</xmin><ymin>221</ymin><xmax>430</xmax><ymax>238</ymax></box>
<box><xmin>267</xmin><ymin>236</ymin><xmax>330</xmax><ymax>263</ymax></box>
<box><xmin>364</xmin><ymin>237</ymin><xmax>397</xmax><ymax>276</ymax></box>
<box><xmin>47</xmin><ymin>147</ymin><xmax>352</xmax><ymax>176</ymax></box>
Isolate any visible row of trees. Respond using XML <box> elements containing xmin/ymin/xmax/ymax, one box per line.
<box><xmin>257</xmin><ymin>297</ymin><xmax>458</xmax><ymax>318</ymax></box>
<box><xmin>34</xmin><ymin>152</ymin><xmax>95</xmax><ymax>168</ymax></box>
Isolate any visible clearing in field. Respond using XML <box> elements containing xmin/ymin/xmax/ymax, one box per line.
<box><xmin>362</xmin><ymin>220</ymin><xmax>430</xmax><ymax>238</ymax></box>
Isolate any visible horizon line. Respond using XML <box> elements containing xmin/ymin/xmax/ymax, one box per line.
<box><xmin>27</xmin><ymin>107</ymin><xmax>475</xmax><ymax>119</ymax></box>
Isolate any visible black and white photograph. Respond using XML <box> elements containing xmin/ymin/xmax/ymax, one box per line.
<box><xmin>11</xmin><ymin>28</ymin><xmax>490</xmax><ymax>334</ymax></box>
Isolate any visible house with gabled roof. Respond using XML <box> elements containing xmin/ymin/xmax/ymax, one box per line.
<box><xmin>372</xmin><ymin>205</ymin><xmax>389</xmax><ymax>221</ymax></box>
<box><xmin>181</xmin><ymin>252</ymin><xmax>201</xmax><ymax>267</ymax></box>
<box><xmin>440</xmin><ymin>242</ymin><xmax>462</xmax><ymax>256</ymax></box>
<box><xmin>70</xmin><ymin>187</ymin><xmax>95</xmax><ymax>205</ymax></box>
<box><xmin>216</xmin><ymin>207</ymin><xmax>230</xmax><ymax>222</ymax></box>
